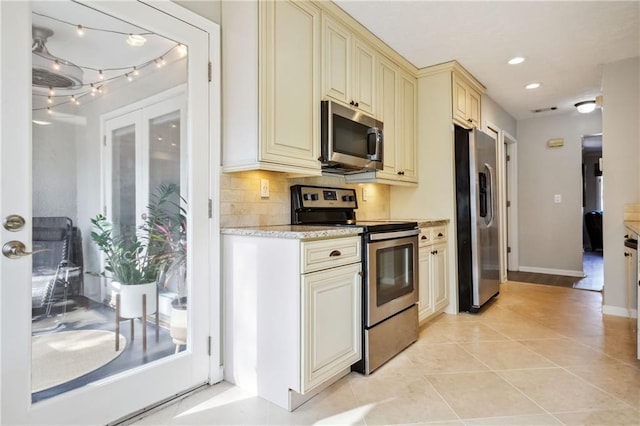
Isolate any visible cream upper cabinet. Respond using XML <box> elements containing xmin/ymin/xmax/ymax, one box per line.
<box><xmin>398</xmin><ymin>70</ymin><xmax>418</xmax><ymax>181</ymax></box>
<box><xmin>323</xmin><ymin>16</ymin><xmax>376</xmax><ymax>116</ymax></box>
<box><xmin>222</xmin><ymin>0</ymin><xmax>322</xmax><ymax>175</ymax></box>
<box><xmin>452</xmin><ymin>72</ymin><xmax>481</xmax><ymax>129</ymax></box>
<box><xmin>347</xmin><ymin>57</ymin><xmax>417</xmax><ymax>185</ymax></box>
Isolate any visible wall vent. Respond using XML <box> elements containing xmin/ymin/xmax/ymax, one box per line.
<box><xmin>531</xmin><ymin>107</ymin><xmax>558</xmax><ymax>113</ymax></box>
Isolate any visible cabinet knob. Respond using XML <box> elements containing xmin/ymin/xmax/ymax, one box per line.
<box><xmin>397</xmin><ymin>171</ymin><xmax>405</xmax><ymax>176</ymax></box>
<box><xmin>355</xmin><ymin>102</ymin><xmax>359</xmax><ymax>107</ymax></box>
<box><xmin>350</xmin><ymin>100</ymin><xmax>355</xmax><ymax>106</ymax></box>
<box><xmin>431</xmin><ymin>250</ymin><xmax>437</xmax><ymax>255</ymax></box>
<box><xmin>437</xmin><ymin>233</ymin><xmax>443</xmax><ymax>237</ymax></box>
<box><xmin>625</xmin><ymin>252</ymin><xmax>631</xmax><ymax>257</ymax></box>
<box><xmin>329</xmin><ymin>250</ymin><xmax>342</xmax><ymax>257</ymax></box>
<box><xmin>467</xmin><ymin>118</ymin><xmax>473</xmax><ymax>123</ymax></box>
<box><xmin>421</xmin><ymin>235</ymin><xmax>427</xmax><ymax>240</ymax></box>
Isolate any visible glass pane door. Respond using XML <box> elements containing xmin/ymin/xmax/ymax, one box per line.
<box><xmin>1</xmin><ymin>1</ymin><xmax>217</xmax><ymax>423</ymax></box>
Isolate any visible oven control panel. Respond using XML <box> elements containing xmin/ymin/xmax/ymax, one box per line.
<box><xmin>293</xmin><ymin>185</ymin><xmax>358</xmax><ymax>209</ymax></box>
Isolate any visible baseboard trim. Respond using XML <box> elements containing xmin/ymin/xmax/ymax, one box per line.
<box><xmin>602</xmin><ymin>304</ymin><xmax>638</xmax><ymax>319</ymax></box>
<box><xmin>517</xmin><ymin>266</ymin><xmax>585</xmax><ymax>278</ymax></box>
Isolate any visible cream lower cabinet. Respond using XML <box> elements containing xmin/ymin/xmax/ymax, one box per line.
<box><xmin>222</xmin><ymin>0</ymin><xmax>322</xmax><ymax>175</ymax></box>
<box><xmin>223</xmin><ymin>233</ymin><xmax>361</xmax><ymax>411</ymax></box>
<box><xmin>301</xmin><ymin>263</ymin><xmax>361</xmax><ymax>392</ymax></box>
<box><xmin>418</xmin><ymin>226</ymin><xmax>449</xmax><ymax>322</ymax></box>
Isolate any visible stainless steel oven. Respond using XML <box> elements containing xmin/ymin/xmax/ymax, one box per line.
<box><xmin>291</xmin><ymin>184</ymin><xmax>419</xmax><ymax>375</ymax></box>
<box><xmin>366</xmin><ymin>229</ymin><xmax>418</xmax><ymax>326</ymax></box>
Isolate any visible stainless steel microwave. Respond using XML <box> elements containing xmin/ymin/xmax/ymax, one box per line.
<box><xmin>320</xmin><ymin>100</ymin><xmax>383</xmax><ymax>173</ymax></box>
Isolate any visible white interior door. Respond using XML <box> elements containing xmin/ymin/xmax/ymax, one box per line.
<box><xmin>0</xmin><ymin>1</ymin><xmax>220</xmax><ymax>424</ymax></box>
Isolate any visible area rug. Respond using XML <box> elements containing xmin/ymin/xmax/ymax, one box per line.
<box><xmin>32</xmin><ymin>330</ymin><xmax>126</xmax><ymax>392</ymax></box>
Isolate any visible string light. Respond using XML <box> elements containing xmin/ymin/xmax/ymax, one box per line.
<box><xmin>133</xmin><ymin>66</ymin><xmax>139</xmax><ymax>76</ymax></box>
<box><xmin>47</xmin><ymin>96</ymin><xmax>53</xmax><ymax>104</ymax></box>
<box><xmin>76</xmin><ymin>25</ymin><xmax>84</xmax><ymax>36</ymax></box>
<box><xmin>47</xmin><ymin>107</ymin><xmax>52</xmax><ymax>115</ymax></box>
<box><xmin>98</xmin><ymin>70</ymin><xmax>104</xmax><ymax>80</ymax></box>
<box><xmin>127</xmin><ymin>34</ymin><xmax>147</xmax><ymax>47</ymax></box>
<box><xmin>90</xmin><ymin>84</ymin><xmax>97</xmax><ymax>96</ymax></box>
<box><xmin>52</xmin><ymin>60</ymin><xmax>60</xmax><ymax>70</ymax></box>
<box><xmin>49</xmin><ymin>87</ymin><xmax>55</xmax><ymax>96</ymax></box>
<box><xmin>126</xmin><ymin>73</ymin><xmax>133</xmax><ymax>82</ymax></box>
<box><xmin>177</xmin><ymin>44</ymin><xmax>187</xmax><ymax>56</ymax></box>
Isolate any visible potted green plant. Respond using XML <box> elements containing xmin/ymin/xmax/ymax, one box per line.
<box><xmin>90</xmin><ymin>214</ymin><xmax>160</xmax><ymax>319</ymax></box>
<box><xmin>142</xmin><ymin>184</ymin><xmax>187</xmax><ymax>345</ymax></box>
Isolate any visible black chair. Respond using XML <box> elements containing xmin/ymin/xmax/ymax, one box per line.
<box><xmin>585</xmin><ymin>211</ymin><xmax>603</xmax><ymax>251</ymax></box>
<box><xmin>32</xmin><ymin>217</ymin><xmax>83</xmax><ymax>314</ymax></box>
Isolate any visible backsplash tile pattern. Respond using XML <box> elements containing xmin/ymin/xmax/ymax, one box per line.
<box><xmin>219</xmin><ymin>171</ymin><xmax>390</xmax><ymax>228</ymax></box>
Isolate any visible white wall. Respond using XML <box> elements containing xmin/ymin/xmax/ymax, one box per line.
<box><xmin>174</xmin><ymin>1</ymin><xmax>220</xmax><ymax>24</ymax></box>
<box><xmin>517</xmin><ymin>111</ymin><xmax>602</xmax><ymax>275</ymax></box>
<box><xmin>601</xmin><ymin>57</ymin><xmax>639</xmax><ymax>315</ymax></box>
<box><xmin>482</xmin><ymin>95</ymin><xmax>517</xmax><ymax>137</ymax></box>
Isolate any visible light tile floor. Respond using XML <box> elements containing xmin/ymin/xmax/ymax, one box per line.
<box><xmin>130</xmin><ymin>282</ymin><xmax>640</xmax><ymax>425</ymax></box>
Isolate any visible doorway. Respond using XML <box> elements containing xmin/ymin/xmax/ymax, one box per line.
<box><xmin>580</xmin><ymin>134</ymin><xmax>604</xmax><ymax>291</ymax></box>
<box><xmin>1</xmin><ymin>1</ymin><xmax>220</xmax><ymax>424</ymax></box>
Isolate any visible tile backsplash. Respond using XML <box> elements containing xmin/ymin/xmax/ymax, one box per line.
<box><xmin>219</xmin><ymin>171</ymin><xmax>390</xmax><ymax>228</ymax></box>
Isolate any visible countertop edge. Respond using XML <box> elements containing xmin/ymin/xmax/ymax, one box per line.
<box><xmin>221</xmin><ymin>226</ymin><xmax>362</xmax><ymax>240</ymax></box>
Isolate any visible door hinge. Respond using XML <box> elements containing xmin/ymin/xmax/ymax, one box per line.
<box><xmin>208</xmin><ymin>62</ymin><xmax>212</xmax><ymax>82</ymax></box>
<box><xmin>506</xmin><ymin>154</ymin><xmax>511</xmax><ymax>161</ymax></box>
<box><xmin>208</xmin><ymin>199</ymin><xmax>213</xmax><ymax>218</ymax></box>
<box><xmin>507</xmin><ymin>246</ymin><xmax>511</xmax><ymax>253</ymax></box>
<box><xmin>507</xmin><ymin>200</ymin><xmax>511</xmax><ymax>207</ymax></box>
<box><xmin>207</xmin><ymin>336</ymin><xmax>212</xmax><ymax>356</ymax></box>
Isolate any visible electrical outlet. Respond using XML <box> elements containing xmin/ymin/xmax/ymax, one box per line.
<box><xmin>554</xmin><ymin>194</ymin><xmax>562</xmax><ymax>203</ymax></box>
<box><xmin>362</xmin><ymin>187</ymin><xmax>369</xmax><ymax>201</ymax></box>
<box><xmin>260</xmin><ymin>179</ymin><xmax>269</xmax><ymax>198</ymax></box>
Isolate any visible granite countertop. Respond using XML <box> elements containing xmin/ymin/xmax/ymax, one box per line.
<box><xmin>398</xmin><ymin>218</ymin><xmax>450</xmax><ymax>228</ymax></box>
<box><xmin>624</xmin><ymin>221</ymin><xmax>640</xmax><ymax>236</ymax></box>
<box><xmin>221</xmin><ymin>225</ymin><xmax>362</xmax><ymax>240</ymax></box>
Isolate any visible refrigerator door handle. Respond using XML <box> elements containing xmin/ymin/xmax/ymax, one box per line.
<box><xmin>484</xmin><ymin>162</ymin><xmax>495</xmax><ymax>227</ymax></box>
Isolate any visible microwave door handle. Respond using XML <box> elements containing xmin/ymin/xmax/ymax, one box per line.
<box><xmin>367</xmin><ymin>128</ymin><xmax>382</xmax><ymax>161</ymax></box>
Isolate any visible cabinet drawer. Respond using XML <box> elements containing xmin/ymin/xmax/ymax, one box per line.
<box><xmin>432</xmin><ymin>226</ymin><xmax>447</xmax><ymax>242</ymax></box>
<box><xmin>301</xmin><ymin>237</ymin><xmax>361</xmax><ymax>273</ymax></box>
<box><xmin>419</xmin><ymin>228</ymin><xmax>432</xmax><ymax>247</ymax></box>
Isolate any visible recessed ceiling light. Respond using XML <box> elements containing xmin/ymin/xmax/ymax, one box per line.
<box><xmin>525</xmin><ymin>82</ymin><xmax>541</xmax><ymax>90</ymax></box>
<box><xmin>508</xmin><ymin>56</ymin><xmax>525</xmax><ymax>65</ymax></box>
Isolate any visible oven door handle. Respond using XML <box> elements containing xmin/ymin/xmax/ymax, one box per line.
<box><xmin>368</xmin><ymin>228</ymin><xmax>419</xmax><ymax>241</ymax></box>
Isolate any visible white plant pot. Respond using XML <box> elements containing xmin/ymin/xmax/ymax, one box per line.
<box><xmin>112</xmin><ymin>281</ymin><xmax>157</xmax><ymax>319</ymax></box>
<box><xmin>169</xmin><ymin>297</ymin><xmax>187</xmax><ymax>343</ymax></box>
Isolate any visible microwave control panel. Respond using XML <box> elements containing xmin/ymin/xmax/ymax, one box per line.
<box><xmin>294</xmin><ymin>185</ymin><xmax>358</xmax><ymax>209</ymax></box>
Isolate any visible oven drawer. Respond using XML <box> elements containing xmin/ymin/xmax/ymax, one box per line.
<box><xmin>301</xmin><ymin>236</ymin><xmax>361</xmax><ymax>273</ymax></box>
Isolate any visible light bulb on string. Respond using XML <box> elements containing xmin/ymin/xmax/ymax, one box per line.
<box><xmin>133</xmin><ymin>66</ymin><xmax>139</xmax><ymax>76</ymax></box>
<box><xmin>97</xmin><ymin>86</ymin><xmax>103</xmax><ymax>94</ymax></box>
<box><xmin>177</xmin><ymin>44</ymin><xmax>187</xmax><ymax>56</ymax></box>
<box><xmin>47</xmin><ymin>107</ymin><xmax>52</xmax><ymax>115</ymax></box>
<box><xmin>126</xmin><ymin>73</ymin><xmax>133</xmax><ymax>82</ymax></box>
<box><xmin>47</xmin><ymin>96</ymin><xmax>53</xmax><ymax>104</ymax></box>
<box><xmin>49</xmin><ymin>87</ymin><xmax>55</xmax><ymax>96</ymax></box>
<box><xmin>76</xmin><ymin>25</ymin><xmax>84</xmax><ymax>36</ymax></box>
<box><xmin>53</xmin><ymin>60</ymin><xmax>60</xmax><ymax>70</ymax></box>
<box><xmin>90</xmin><ymin>84</ymin><xmax>97</xmax><ymax>96</ymax></box>
<box><xmin>98</xmin><ymin>70</ymin><xmax>104</xmax><ymax>80</ymax></box>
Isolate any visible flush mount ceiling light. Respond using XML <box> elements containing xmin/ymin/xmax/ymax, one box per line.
<box><xmin>126</xmin><ymin>34</ymin><xmax>147</xmax><ymax>47</ymax></box>
<box><xmin>525</xmin><ymin>82</ymin><xmax>541</xmax><ymax>90</ymax></box>
<box><xmin>575</xmin><ymin>100</ymin><xmax>597</xmax><ymax>114</ymax></box>
<box><xmin>32</xmin><ymin>26</ymin><xmax>83</xmax><ymax>89</ymax></box>
<box><xmin>508</xmin><ymin>56</ymin><xmax>525</xmax><ymax>65</ymax></box>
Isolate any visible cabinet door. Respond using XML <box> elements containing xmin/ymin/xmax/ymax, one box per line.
<box><xmin>418</xmin><ymin>246</ymin><xmax>434</xmax><ymax>321</ymax></box>
<box><xmin>376</xmin><ymin>57</ymin><xmax>398</xmax><ymax>180</ymax></box>
<box><xmin>468</xmin><ymin>89</ymin><xmax>481</xmax><ymax>128</ymax></box>
<box><xmin>301</xmin><ymin>263</ymin><xmax>361</xmax><ymax>393</ymax></box>
<box><xmin>452</xmin><ymin>73</ymin><xmax>469</xmax><ymax>126</ymax></box>
<box><xmin>398</xmin><ymin>71</ymin><xmax>417</xmax><ymax>181</ymax></box>
<box><xmin>352</xmin><ymin>38</ymin><xmax>376</xmax><ymax>114</ymax></box>
<box><xmin>323</xmin><ymin>17</ymin><xmax>350</xmax><ymax>104</ymax></box>
<box><xmin>260</xmin><ymin>0</ymin><xmax>320</xmax><ymax>169</ymax></box>
<box><xmin>433</xmin><ymin>242</ymin><xmax>449</xmax><ymax>311</ymax></box>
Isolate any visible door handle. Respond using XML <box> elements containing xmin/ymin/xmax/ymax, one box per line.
<box><xmin>2</xmin><ymin>240</ymin><xmax>34</xmax><ymax>259</ymax></box>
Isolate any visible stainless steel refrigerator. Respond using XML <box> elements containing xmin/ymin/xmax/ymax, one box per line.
<box><xmin>454</xmin><ymin>125</ymin><xmax>500</xmax><ymax>312</ymax></box>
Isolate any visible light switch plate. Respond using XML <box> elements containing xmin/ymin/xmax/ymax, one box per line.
<box><xmin>554</xmin><ymin>194</ymin><xmax>562</xmax><ymax>203</ymax></box>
